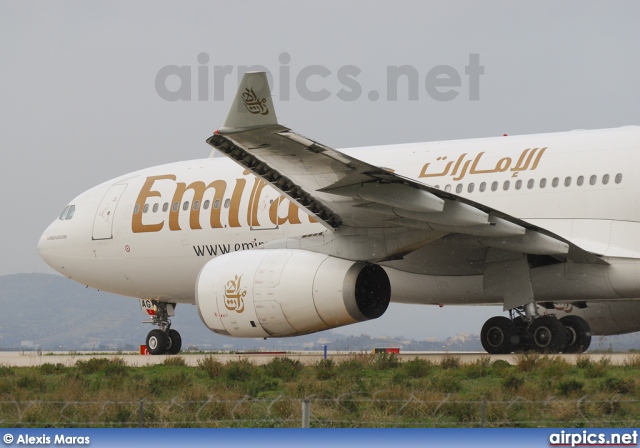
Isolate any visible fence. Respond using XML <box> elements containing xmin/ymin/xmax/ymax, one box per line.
<box><xmin>2</xmin><ymin>395</ymin><xmax>639</xmax><ymax>428</ymax></box>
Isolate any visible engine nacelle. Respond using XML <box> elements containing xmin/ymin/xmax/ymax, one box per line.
<box><xmin>195</xmin><ymin>249</ymin><xmax>391</xmax><ymax>337</ymax></box>
<box><xmin>544</xmin><ymin>300</ymin><xmax>640</xmax><ymax>335</ymax></box>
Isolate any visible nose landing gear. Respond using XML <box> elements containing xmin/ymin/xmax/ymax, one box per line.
<box><xmin>140</xmin><ymin>299</ymin><xmax>182</xmax><ymax>355</ymax></box>
<box><xmin>165</xmin><ymin>329</ymin><xmax>182</xmax><ymax>355</ymax></box>
<box><xmin>146</xmin><ymin>329</ymin><xmax>168</xmax><ymax>355</ymax></box>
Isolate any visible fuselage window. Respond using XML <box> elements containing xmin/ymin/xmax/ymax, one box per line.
<box><xmin>434</xmin><ymin>185</ymin><xmax>440</xmax><ymax>190</ymax></box>
<box><xmin>65</xmin><ymin>205</ymin><xmax>76</xmax><ymax>220</ymax></box>
<box><xmin>456</xmin><ymin>184</ymin><xmax>463</xmax><ymax>194</ymax></box>
<box><xmin>193</xmin><ymin>200</ymin><xmax>200</xmax><ymax>210</ymax></box>
<box><xmin>503</xmin><ymin>180</ymin><xmax>510</xmax><ymax>190</ymax></box>
<box><xmin>172</xmin><ymin>202</ymin><xmax>179</xmax><ymax>212</ymax></box>
<box><xmin>59</xmin><ymin>206</ymin><xmax>70</xmax><ymax>220</ymax></box>
<box><xmin>602</xmin><ymin>174</ymin><xmax>610</xmax><ymax>185</ymax></box>
<box><xmin>540</xmin><ymin>178</ymin><xmax>547</xmax><ymax>188</ymax></box>
<box><xmin>552</xmin><ymin>177</ymin><xmax>559</xmax><ymax>188</ymax></box>
<box><xmin>589</xmin><ymin>175</ymin><xmax>597</xmax><ymax>185</ymax></box>
<box><xmin>479</xmin><ymin>182</ymin><xmax>486</xmax><ymax>192</ymax></box>
<box><xmin>162</xmin><ymin>203</ymin><xmax>168</xmax><ymax>212</ymax></box>
<box><xmin>203</xmin><ymin>200</ymin><xmax>210</xmax><ymax>210</ymax></box>
<box><xmin>143</xmin><ymin>204</ymin><xmax>149</xmax><ymax>213</ymax></box>
<box><xmin>214</xmin><ymin>199</ymin><xmax>221</xmax><ymax>209</ymax></box>
<box><xmin>224</xmin><ymin>198</ymin><xmax>231</xmax><ymax>208</ymax></box>
<box><xmin>577</xmin><ymin>176</ymin><xmax>584</xmax><ymax>186</ymax></box>
<box><xmin>491</xmin><ymin>181</ymin><xmax>498</xmax><ymax>192</ymax></box>
<box><xmin>615</xmin><ymin>173</ymin><xmax>623</xmax><ymax>184</ymax></box>
<box><xmin>467</xmin><ymin>183</ymin><xmax>475</xmax><ymax>193</ymax></box>
<box><xmin>183</xmin><ymin>201</ymin><xmax>190</xmax><ymax>211</ymax></box>
<box><xmin>133</xmin><ymin>204</ymin><xmax>140</xmax><ymax>215</ymax></box>
<box><xmin>515</xmin><ymin>180</ymin><xmax>522</xmax><ymax>190</ymax></box>
<box><xmin>444</xmin><ymin>185</ymin><xmax>451</xmax><ymax>192</ymax></box>
<box><xmin>527</xmin><ymin>179</ymin><xmax>534</xmax><ymax>189</ymax></box>
<box><xmin>564</xmin><ymin>177</ymin><xmax>571</xmax><ymax>187</ymax></box>
<box><xmin>152</xmin><ymin>203</ymin><xmax>159</xmax><ymax>213</ymax></box>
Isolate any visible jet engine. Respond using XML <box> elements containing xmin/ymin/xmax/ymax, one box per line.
<box><xmin>195</xmin><ymin>249</ymin><xmax>391</xmax><ymax>337</ymax></box>
<box><xmin>544</xmin><ymin>300</ymin><xmax>640</xmax><ymax>335</ymax></box>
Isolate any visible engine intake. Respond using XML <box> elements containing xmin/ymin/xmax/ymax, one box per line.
<box><xmin>195</xmin><ymin>249</ymin><xmax>390</xmax><ymax>337</ymax></box>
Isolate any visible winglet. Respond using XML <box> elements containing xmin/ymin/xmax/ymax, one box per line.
<box><xmin>218</xmin><ymin>72</ymin><xmax>277</xmax><ymax>134</ymax></box>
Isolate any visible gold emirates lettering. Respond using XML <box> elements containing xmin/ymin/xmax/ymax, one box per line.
<box><xmin>132</xmin><ymin>175</ymin><xmax>176</xmax><ymax>233</ymax></box>
<box><xmin>168</xmin><ymin>180</ymin><xmax>226</xmax><ymax>231</ymax></box>
<box><xmin>132</xmin><ymin>173</ymin><xmax>312</xmax><ymax>233</ymax></box>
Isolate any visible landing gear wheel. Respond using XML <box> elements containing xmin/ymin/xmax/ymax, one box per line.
<box><xmin>560</xmin><ymin>315</ymin><xmax>591</xmax><ymax>353</ymax></box>
<box><xmin>146</xmin><ymin>329</ymin><xmax>168</xmax><ymax>355</ymax></box>
<box><xmin>527</xmin><ymin>316</ymin><xmax>567</xmax><ymax>353</ymax></box>
<box><xmin>166</xmin><ymin>329</ymin><xmax>182</xmax><ymax>355</ymax></box>
<box><xmin>481</xmin><ymin>316</ymin><xmax>518</xmax><ymax>354</ymax></box>
<box><xmin>512</xmin><ymin>316</ymin><xmax>531</xmax><ymax>352</ymax></box>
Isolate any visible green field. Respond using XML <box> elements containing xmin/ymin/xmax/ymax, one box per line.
<box><xmin>2</xmin><ymin>353</ymin><xmax>640</xmax><ymax>427</ymax></box>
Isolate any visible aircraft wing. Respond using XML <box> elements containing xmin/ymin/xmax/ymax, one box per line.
<box><xmin>207</xmin><ymin>72</ymin><xmax>605</xmax><ymax>267</ymax></box>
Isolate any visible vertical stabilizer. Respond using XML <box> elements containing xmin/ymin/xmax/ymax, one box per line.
<box><xmin>218</xmin><ymin>72</ymin><xmax>277</xmax><ymax>134</ymax></box>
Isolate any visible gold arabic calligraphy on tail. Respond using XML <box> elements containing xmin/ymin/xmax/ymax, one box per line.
<box><xmin>241</xmin><ymin>88</ymin><xmax>269</xmax><ymax>115</ymax></box>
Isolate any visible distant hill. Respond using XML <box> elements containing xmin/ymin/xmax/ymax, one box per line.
<box><xmin>1</xmin><ymin>273</ymin><xmax>298</xmax><ymax>351</ymax></box>
<box><xmin>1</xmin><ymin>273</ymin><xmax>639</xmax><ymax>352</ymax></box>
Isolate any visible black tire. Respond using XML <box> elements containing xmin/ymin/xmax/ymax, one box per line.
<box><xmin>560</xmin><ymin>315</ymin><xmax>591</xmax><ymax>353</ymax></box>
<box><xmin>166</xmin><ymin>329</ymin><xmax>182</xmax><ymax>355</ymax></box>
<box><xmin>146</xmin><ymin>329</ymin><xmax>168</xmax><ymax>355</ymax></box>
<box><xmin>512</xmin><ymin>316</ymin><xmax>531</xmax><ymax>352</ymax></box>
<box><xmin>481</xmin><ymin>316</ymin><xmax>518</xmax><ymax>354</ymax></box>
<box><xmin>527</xmin><ymin>315</ymin><xmax>567</xmax><ymax>353</ymax></box>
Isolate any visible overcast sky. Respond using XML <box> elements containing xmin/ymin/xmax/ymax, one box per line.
<box><xmin>2</xmin><ymin>1</ymin><xmax>640</xmax><ymax>339</ymax></box>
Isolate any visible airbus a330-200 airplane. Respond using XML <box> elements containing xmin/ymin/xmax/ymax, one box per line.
<box><xmin>38</xmin><ymin>72</ymin><xmax>640</xmax><ymax>355</ymax></box>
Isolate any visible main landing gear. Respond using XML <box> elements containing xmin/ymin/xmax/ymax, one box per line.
<box><xmin>142</xmin><ymin>300</ymin><xmax>182</xmax><ymax>355</ymax></box>
<box><xmin>480</xmin><ymin>305</ymin><xmax>592</xmax><ymax>354</ymax></box>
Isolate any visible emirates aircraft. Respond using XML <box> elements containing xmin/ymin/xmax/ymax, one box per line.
<box><xmin>38</xmin><ymin>72</ymin><xmax>640</xmax><ymax>355</ymax></box>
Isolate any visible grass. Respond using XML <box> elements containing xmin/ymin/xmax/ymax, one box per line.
<box><xmin>1</xmin><ymin>354</ymin><xmax>640</xmax><ymax>427</ymax></box>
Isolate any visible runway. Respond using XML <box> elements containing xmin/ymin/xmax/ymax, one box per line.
<box><xmin>0</xmin><ymin>351</ymin><xmax>634</xmax><ymax>367</ymax></box>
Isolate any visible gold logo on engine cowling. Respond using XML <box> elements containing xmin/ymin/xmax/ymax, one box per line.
<box><xmin>241</xmin><ymin>88</ymin><xmax>269</xmax><ymax>115</ymax></box>
<box><xmin>554</xmin><ymin>303</ymin><xmax>574</xmax><ymax>313</ymax></box>
<box><xmin>224</xmin><ymin>274</ymin><xmax>247</xmax><ymax>313</ymax></box>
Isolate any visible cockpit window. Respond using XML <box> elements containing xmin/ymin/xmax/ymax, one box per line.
<box><xmin>59</xmin><ymin>206</ymin><xmax>70</xmax><ymax>220</ymax></box>
<box><xmin>59</xmin><ymin>205</ymin><xmax>75</xmax><ymax>220</ymax></box>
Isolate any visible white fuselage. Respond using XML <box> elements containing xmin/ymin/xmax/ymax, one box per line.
<box><xmin>38</xmin><ymin>127</ymin><xmax>640</xmax><ymax>306</ymax></box>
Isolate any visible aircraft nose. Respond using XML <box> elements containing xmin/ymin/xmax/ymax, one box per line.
<box><xmin>38</xmin><ymin>201</ymin><xmax>82</xmax><ymax>270</ymax></box>
<box><xmin>37</xmin><ymin>222</ymin><xmax>57</xmax><ymax>268</ymax></box>
<box><xmin>37</xmin><ymin>229</ymin><xmax>46</xmax><ymax>255</ymax></box>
